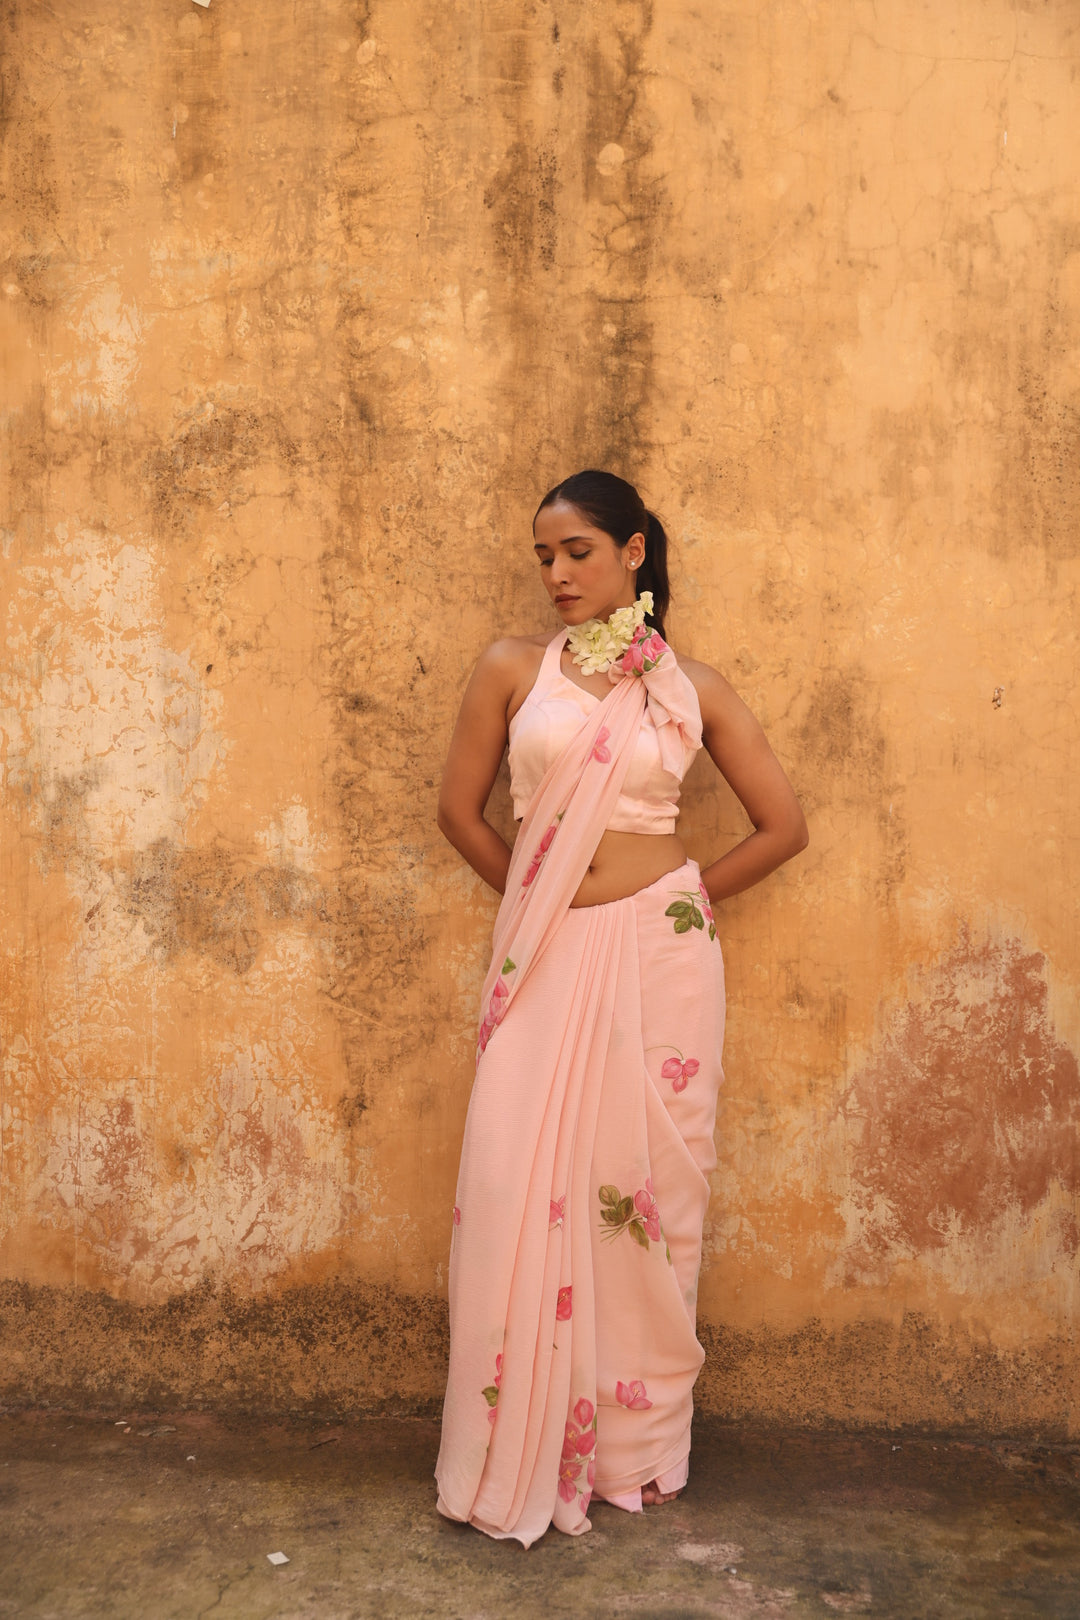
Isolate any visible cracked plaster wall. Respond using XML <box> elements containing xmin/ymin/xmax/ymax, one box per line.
<box><xmin>1</xmin><ymin>0</ymin><xmax>1078</xmax><ymax>1430</ymax></box>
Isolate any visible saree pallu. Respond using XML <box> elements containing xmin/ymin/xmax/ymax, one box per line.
<box><xmin>435</xmin><ymin>642</ymin><xmax>725</xmax><ymax>1546</ymax></box>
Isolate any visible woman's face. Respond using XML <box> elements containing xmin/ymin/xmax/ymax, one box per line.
<box><xmin>532</xmin><ymin>501</ymin><xmax>645</xmax><ymax>626</ymax></box>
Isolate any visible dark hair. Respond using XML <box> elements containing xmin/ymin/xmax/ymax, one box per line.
<box><xmin>533</xmin><ymin>469</ymin><xmax>671</xmax><ymax>640</ymax></box>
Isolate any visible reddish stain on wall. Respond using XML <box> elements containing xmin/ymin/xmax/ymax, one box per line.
<box><xmin>843</xmin><ymin>936</ymin><xmax>1080</xmax><ymax>1254</ymax></box>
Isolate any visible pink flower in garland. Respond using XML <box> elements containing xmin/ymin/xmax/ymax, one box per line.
<box><xmin>556</xmin><ymin>1285</ymin><xmax>573</xmax><ymax>1321</ymax></box>
<box><xmin>616</xmin><ymin>1378</ymin><xmax>653</xmax><ymax>1411</ymax></box>
<box><xmin>661</xmin><ymin>1054</ymin><xmax>700</xmax><ymax>1094</ymax></box>
<box><xmin>591</xmin><ymin>726</ymin><xmax>611</xmax><ymax>764</ymax></box>
<box><xmin>618</xmin><ymin>625</ymin><xmax>667</xmax><ymax>677</ymax></box>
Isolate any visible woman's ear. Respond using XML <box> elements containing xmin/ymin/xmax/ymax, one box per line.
<box><xmin>625</xmin><ymin>530</ymin><xmax>646</xmax><ymax>570</ymax></box>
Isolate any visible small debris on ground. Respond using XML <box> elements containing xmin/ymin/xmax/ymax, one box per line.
<box><xmin>266</xmin><ymin>1551</ymin><xmax>290</xmax><ymax>1566</ymax></box>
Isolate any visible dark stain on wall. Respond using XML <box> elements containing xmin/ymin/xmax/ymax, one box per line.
<box><xmin>0</xmin><ymin>1279</ymin><xmax>450</xmax><ymax>1418</ymax></box>
<box><xmin>698</xmin><ymin>1314</ymin><xmax>1077</xmax><ymax>1437</ymax></box>
<box><xmin>1012</xmin><ymin>361</ymin><xmax>1080</xmax><ymax>562</ymax></box>
<box><xmin>798</xmin><ymin>666</ymin><xmax>886</xmax><ymax>794</ymax></box>
<box><xmin>164</xmin><ymin>4</ymin><xmax>227</xmax><ymax>191</ymax></box>
<box><xmin>1</xmin><ymin>1282</ymin><xmax>1073</xmax><ymax>1439</ymax></box>
<box><xmin>146</xmin><ymin>405</ymin><xmax>299</xmax><ymax>538</ymax></box>
<box><xmin>117</xmin><ymin>840</ymin><xmax>324</xmax><ymax>973</ymax></box>
<box><xmin>483</xmin><ymin>141</ymin><xmax>559</xmax><ymax>274</ymax></box>
<box><xmin>796</xmin><ymin>663</ymin><xmax>906</xmax><ymax>898</ymax></box>
<box><xmin>841</xmin><ymin>934</ymin><xmax>1080</xmax><ymax>1256</ymax></box>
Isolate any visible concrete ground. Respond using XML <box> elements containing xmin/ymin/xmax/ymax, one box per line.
<box><xmin>1</xmin><ymin>1411</ymin><xmax>1078</xmax><ymax>1619</ymax></box>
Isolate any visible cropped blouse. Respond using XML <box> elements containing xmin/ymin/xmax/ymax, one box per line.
<box><xmin>507</xmin><ymin>631</ymin><xmax>701</xmax><ymax>834</ymax></box>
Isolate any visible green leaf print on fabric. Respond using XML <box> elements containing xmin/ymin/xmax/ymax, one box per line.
<box><xmin>483</xmin><ymin>1352</ymin><xmax>503</xmax><ymax>1424</ymax></box>
<box><xmin>598</xmin><ymin>1181</ymin><xmax>663</xmax><ymax>1249</ymax></box>
<box><xmin>665</xmin><ymin>887</ymin><xmax>717</xmax><ymax>942</ymax></box>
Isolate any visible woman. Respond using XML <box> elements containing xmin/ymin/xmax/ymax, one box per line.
<box><xmin>434</xmin><ymin>470</ymin><xmax>807</xmax><ymax>1545</ymax></box>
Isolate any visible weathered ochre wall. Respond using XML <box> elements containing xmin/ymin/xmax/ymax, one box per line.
<box><xmin>2</xmin><ymin>0</ymin><xmax>1078</xmax><ymax>1430</ymax></box>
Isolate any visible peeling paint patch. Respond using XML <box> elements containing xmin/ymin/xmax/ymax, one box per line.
<box><xmin>841</xmin><ymin>936</ymin><xmax>1080</xmax><ymax>1259</ymax></box>
<box><xmin>0</xmin><ymin>526</ymin><xmax>225</xmax><ymax>861</ymax></box>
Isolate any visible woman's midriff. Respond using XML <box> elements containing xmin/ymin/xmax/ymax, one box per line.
<box><xmin>568</xmin><ymin>830</ymin><xmax>687</xmax><ymax>908</ymax></box>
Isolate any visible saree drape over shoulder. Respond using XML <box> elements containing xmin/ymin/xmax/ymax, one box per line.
<box><xmin>436</xmin><ymin>631</ymin><xmax>725</xmax><ymax>1546</ymax></box>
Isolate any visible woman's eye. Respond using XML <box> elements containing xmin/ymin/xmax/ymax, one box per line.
<box><xmin>569</xmin><ymin>551</ymin><xmax>590</xmax><ymax>561</ymax></box>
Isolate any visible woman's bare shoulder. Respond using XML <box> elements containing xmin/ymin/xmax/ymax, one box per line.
<box><xmin>467</xmin><ymin>632</ymin><xmax>550</xmax><ymax>695</ymax></box>
<box><xmin>476</xmin><ymin>631</ymin><xmax>549</xmax><ymax>668</ymax></box>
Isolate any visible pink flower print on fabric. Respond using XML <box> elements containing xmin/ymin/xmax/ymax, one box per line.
<box><xmin>698</xmin><ymin>880</ymin><xmax>718</xmax><ymax>939</ymax></box>
<box><xmin>521</xmin><ymin>818</ymin><xmax>560</xmax><ymax>889</ymax></box>
<box><xmin>591</xmin><ymin>726</ymin><xmax>611</xmax><ymax>764</ymax></box>
<box><xmin>560</xmin><ymin>1398</ymin><xmax>598</xmax><ymax>1504</ymax></box>
<box><xmin>661</xmin><ymin>1054</ymin><xmax>700</xmax><ymax>1094</ymax></box>
<box><xmin>562</xmin><ymin>1422</ymin><xmax>596</xmax><ymax>1460</ymax></box>
<box><xmin>452</xmin><ymin>1205</ymin><xmax>461</xmax><ymax>1225</ymax></box>
<box><xmin>549</xmin><ymin>1196</ymin><xmax>565</xmax><ymax>1228</ymax></box>
<box><xmin>616</xmin><ymin>623</ymin><xmax>667</xmax><ymax>678</ymax></box>
<box><xmin>477</xmin><ymin>958</ymin><xmax>516</xmax><ymax>1056</ymax></box>
<box><xmin>556</xmin><ymin>1285</ymin><xmax>573</xmax><ymax>1321</ymax></box>
<box><xmin>558</xmin><ymin>1454</ymin><xmax>581</xmax><ymax>1501</ymax></box>
<box><xmin>634</xmin><ymin>1179</ymin><xmax>662</xmax><ymax>1243</ymax></box>
<box><xmin>598</xmin><ymin>1181</ymin><xmax>662</xmax><ymax>1250</ymax></box>
<box><xmin>616</xmin><ymin>1379</ymin><xmax>653</xmax><ymax>1411</ymax></box>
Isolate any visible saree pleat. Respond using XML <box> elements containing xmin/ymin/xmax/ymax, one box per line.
<box><xmin>436</xmin><ymin>639</ymin><xmax>724</xmax><ymax>1545</ymax></box>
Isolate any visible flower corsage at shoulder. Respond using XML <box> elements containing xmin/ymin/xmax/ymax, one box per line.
<box><xmin>615</xmin><ymin>621</ymin><xmax>667</xmax><ymax>678</ymax></box>
<box><xmin>565</xmin><ymin>591</ymin><xmax>658</xmax><ymax>676</ymax></box>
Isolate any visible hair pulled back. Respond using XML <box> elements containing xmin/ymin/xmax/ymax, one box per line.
<box><xmin>534</xmin><ymin>469</ymin><xmax>671</xmax><ymax>641</ymax></box>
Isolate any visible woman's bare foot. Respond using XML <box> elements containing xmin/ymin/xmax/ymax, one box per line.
<box><xmin>641</xmin><ymin>1479</ymin><xmax>683</xmax><ymax>1506</ymax></box>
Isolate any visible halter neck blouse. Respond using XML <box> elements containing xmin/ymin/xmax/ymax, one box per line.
<box><xmin>507</xmin><ymin>631</ymin><xmax>702</xmax><ymax>835</ymax></box>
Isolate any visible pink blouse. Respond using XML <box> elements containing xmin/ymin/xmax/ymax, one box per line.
<box><xmin>508</xmin><ymin>631</ymin><xmax>701</xmax><ymax>834</ymax></box>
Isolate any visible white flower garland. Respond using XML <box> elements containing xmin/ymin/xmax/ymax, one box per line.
<box><xmin>565</xmin><ymin>591</ymin><xmax>654</xmax><ymax>675</ymax></box>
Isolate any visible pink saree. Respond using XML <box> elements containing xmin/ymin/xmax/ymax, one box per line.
<box><xmin>435</xmin><ymin>633</ymin><xmax>725</xmax><ymax>1546</ymax></box>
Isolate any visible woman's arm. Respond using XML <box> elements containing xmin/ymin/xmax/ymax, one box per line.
<box><xmin>690</xmin><ymin>662</ymin><xmax>809</xmax><ymax>903</ymax></box>
<box><xmin>437</xmin><ymin>640</ymin><xmax>532</xmax><ymax>895</ymax></box>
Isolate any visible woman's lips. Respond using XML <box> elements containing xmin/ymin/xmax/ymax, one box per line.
<box><xmin>554</xmin><ymin>595</ymin><xmax>579</xmax><ymax>605</ymax></box>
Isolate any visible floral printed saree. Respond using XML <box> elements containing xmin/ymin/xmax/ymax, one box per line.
<box><xmin>435</xmin><ymin>634</ymin><xmax>725</xmax><ymax>1545</ymax></box>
